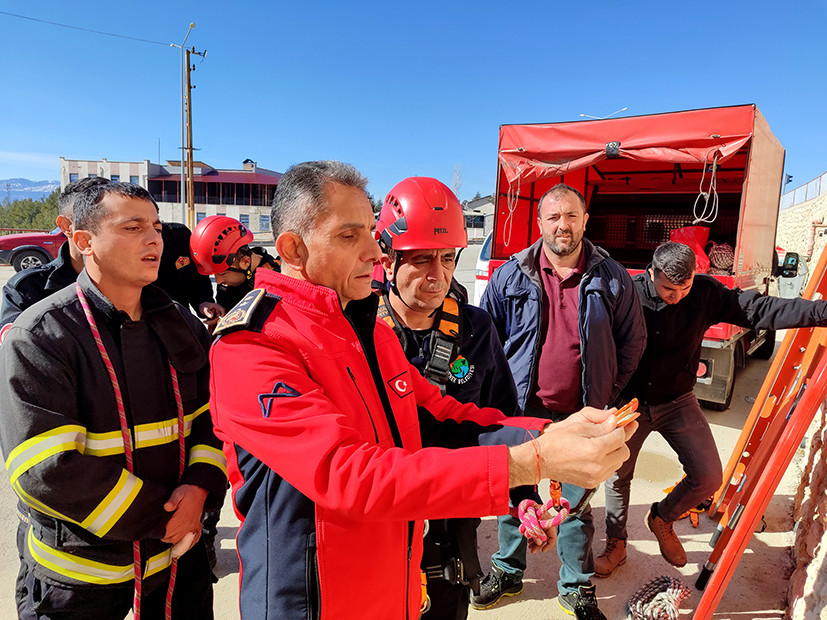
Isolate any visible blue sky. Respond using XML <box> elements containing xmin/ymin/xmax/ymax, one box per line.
<box><xmin>1</xmin><ymin>1</ymin><xmax>825</xmax><ymax>202</ymax></box>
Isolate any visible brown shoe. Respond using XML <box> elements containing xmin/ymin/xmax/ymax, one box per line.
<box><xmin>645</xmin><ymin>505</ymin><xmax>687</xmax><ymax>567</ymax></box>
<box><xmin>593</xmin><ymin>537</ymin><xmax>627</xmax><ymax>578</ymax></box>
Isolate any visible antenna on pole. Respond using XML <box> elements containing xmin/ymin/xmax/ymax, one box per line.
<box><xmin>170</xmin><ymin>22</ymin><xmax>195</xmax><ymax>224</ymax></box>
<box><xmin>184</xmin><ymin>44</ymin><xmax>207</xmax><ymax>229</ymax></box>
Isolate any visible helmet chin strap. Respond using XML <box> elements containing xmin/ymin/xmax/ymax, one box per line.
<box><xmin>389</xmin><ymin>252</ymin><xmax>418</xmax><ymax>312</ymax></box>
<box><xmin>224</xmin><ymin>266</ymin><xmax>253</xmax><ymax>280</ymax></box>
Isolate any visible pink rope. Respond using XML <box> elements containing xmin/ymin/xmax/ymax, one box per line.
<box><xmin>517</xmin><ymin>495</ymin><xmax>570</xmax><ymax>546</ymax></box>
<box><xmin>77</xmin><ymin>284</ymin><xmax>187</xmax><ymax>620</ymax></box>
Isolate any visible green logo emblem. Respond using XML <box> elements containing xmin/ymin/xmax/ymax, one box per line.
<box><xmin>450</xmin><ymin>356</ymin><xmax>470</xmax><ymax>379</ymax></box>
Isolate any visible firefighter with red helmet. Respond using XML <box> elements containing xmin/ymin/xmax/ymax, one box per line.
<box><xmin>376</xmin><ymin>177</ymin><xmax>532</xmax><ymax>619</ymax></box>
<box><xmin>190</xmin><ymin>215</ymin><xmax>280</xmax><ymax>321</ymax></box>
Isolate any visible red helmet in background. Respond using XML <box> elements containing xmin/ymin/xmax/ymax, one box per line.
<box><xmin>376</xmin><ymin>177</ymin><xmax>467</xmax><ymax>252</ymax></box>
<box><xmin>190</xmin><ymin>215</ymin><xmax>252</xmax><ymax>275</ymax></box>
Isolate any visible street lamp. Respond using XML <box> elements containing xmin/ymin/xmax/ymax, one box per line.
<box><xmin>579</xmin><ymin>106</ymin><xmax>628</xmax><ymax>120</ymax></box>
<box><xmin>170</xmin><ymin>22</ymin><xmax>195</xmax><ymax>224</ymax></box>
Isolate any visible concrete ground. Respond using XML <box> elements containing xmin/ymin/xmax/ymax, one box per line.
<box><xmin>0</xmin><ymin>247</ymin><xmax>796</xmax><ymax>619</ymax></box>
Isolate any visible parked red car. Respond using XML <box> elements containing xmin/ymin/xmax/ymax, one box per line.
<box><xmin>0</xmin><ymin>228</ymin><xmax>65</xmax><ymax>271</ymax></box>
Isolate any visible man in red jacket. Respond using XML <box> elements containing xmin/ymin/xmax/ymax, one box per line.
<box><xmin>209</xmin><ymin>160</ymin><xmax>637</xmax><ymax>620</ymax></box>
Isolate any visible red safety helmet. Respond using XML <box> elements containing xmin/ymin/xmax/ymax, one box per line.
<box><xmin>190</xmin><ymin>215</ymin><xmax>252</xmax><ymax>275</ymax></box>
<box><xmin>376</xmin><ymin>177</ymin><xmax>467</xmax><ymax>252</ymax></box>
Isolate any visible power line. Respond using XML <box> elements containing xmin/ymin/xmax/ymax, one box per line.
<box><xmin>0</xmin><ymin>10</ymin><xmax>172</xmax><ymax>47</ymax></box>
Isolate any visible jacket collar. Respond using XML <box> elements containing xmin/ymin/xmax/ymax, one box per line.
<box><xmin>254</xmin><ymin>268</ymin><xmax>380</xmax><ymax>330</ymax></box>
<box><xmin>641</xmin><ymin>265</ymin><xmax>657</xmax><ymax>297</ymax></box>
<box><xmin>44</xmin><ymin>241</ymin><xmax>80</xmax><ymax>293</ymax></box>
<box><xmin>77</xmin><ymin>270</ymin><xmax>205</xmax><ymax>372</ymax></box>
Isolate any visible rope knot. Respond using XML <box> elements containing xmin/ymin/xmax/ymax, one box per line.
<box><xmin>517</xmin><ymin>483</ymin><xmax>570</xmax><ymax>546</ymax></box>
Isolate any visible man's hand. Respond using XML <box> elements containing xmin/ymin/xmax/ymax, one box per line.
<box><xmin>162</xmin><ymin>484</ymin><xmax>208</xmax><ymax>544</ymax></box>
<box><xmin>509</xmin><ymin>407</ymin><xmax>637</xmax><ymax>489</ymax></box>
<box><xmin>198</xmin><ymin>302</ymin><xmax>226</xmax><ymax>332</ymax></box>
<box><xmin>527</xmin><ymin>512</ymin><xmax>558</xmax><ymax>554</ymax></box>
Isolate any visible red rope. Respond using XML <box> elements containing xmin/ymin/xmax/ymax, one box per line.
<box><xmin>164</xmin><ymin>366</ymin><xmax>186</xmax><ymax>620</ymax></box>
<box><xmin>77</xmin><ymin>284</ymin><xmax>187</xmax><ymax>619</ymax></box>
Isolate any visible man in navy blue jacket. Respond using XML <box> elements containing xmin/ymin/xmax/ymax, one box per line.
<box><xmin>477</xmin><ymin>184</ymin><xmax>646</xmax><ymax>619</ymax></box>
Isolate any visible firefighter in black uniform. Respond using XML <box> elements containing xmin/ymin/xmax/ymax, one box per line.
<box><xmin>156</xmin><ymin>221</ymin><xmax>224</xmax><ymax>320</ymax></box>
<box><xmin>375</xmin><ymin>177</ymin><xmax>536</xmax><ymax>620</ymax></box>
<box><xmin>0</xmin><ymin>181</ymin><xmax>227</xmax><ymax>619</ymax></box>
<box><xmin>0</xmin><ymin>176</ymin><xmax>109</xmax><ymax>327</ymax></box>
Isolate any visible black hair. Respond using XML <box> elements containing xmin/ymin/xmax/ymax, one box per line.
<box><xmin>58</xmin><ymin>177</ymin><xmax>111</xmax><ymax>218</ymax></box>
<box><xmin>73</xmin><ymin>182</ymin><xmax>158</xmax><ymax>233</ymax></box>
<box><xmin>537</xmin><ymin>183</ymin><xmax>587</xmax><ymax>218</ymax></box>
<box><xmin>652</xmin><ymin>242</ymin><xmax>697</xmax><ymax>283</ymax></box>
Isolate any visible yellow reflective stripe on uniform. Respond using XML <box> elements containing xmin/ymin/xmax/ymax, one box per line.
<box><xmin>144</xmin><ymin>549</ymin><xmax>173</xmax><ymax>579</ymax></box>
<box><xmin>5</xmin><ymin>425</ymin><xmax>87</xmax><ymax>485</ymax></box>
<box><xmin>13</xmin><ymin>480</ymin><xmax>78</xmax><ymax>525</ymax></box>
<box><xmin>133</xmin><ymin>404</ymin><xmax>208</xmax><ymax>450</ymax></box>
<box><xmin>80</xmin><ymin>470</ymin><xmax>143</xmax><ymax>537</ymax></box>
<box><xmin>188</xmin><ymin>444</ymin><xmax>228</xmax><ymax>477</ymax></box>
<box><xmin>190</xmin><ymin>403</ymin><xmax>209</xmax><ymax>418</ymax></box>
<box><xmin>77</xmin><ymin>404</ymin><xmax>211</xmax><ymax>455</ymax></box>
<box><xmin>85</xmin><ymin>430</ymin><xmax>125</xmax><ymax>456</ymax></box>
<box><xmin>28</xmin><ymin>527</ymin><xmax>134</xmax><ymax>585</ymax></box>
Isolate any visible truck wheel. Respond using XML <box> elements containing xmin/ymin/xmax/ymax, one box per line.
<box><xmin>702</xmin><ymin>381</ymin><xmax>734</xmax><ymax>411</ymax></box>
<box><xmin>700</xmin><ymin>343</ymin><xmax>740</xmax><ymax>411</ymax></box>
<box><xmin>12</xmin><ymin>250</ymin><xmax>49</xmax><ymax>272</ymax></box>
<box><xmin>753</xmin><ymin>330</ymin><xmax>776</xmax><ymax>360</ymax></box>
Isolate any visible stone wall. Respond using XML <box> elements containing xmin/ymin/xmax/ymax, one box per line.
<box><xmin>776</xmin><ymin>193</ymin><xmax>827</xmax><ymax>265</ymax></box>
<box><xmin>776</xmin><ymin>196</ymin><xmax>827</xmax><ymax>617</ymax></box>
<box><xmin>788</xmin><ymin>408</ymin><xmax>827</xmax><ymax>619</ymax></box>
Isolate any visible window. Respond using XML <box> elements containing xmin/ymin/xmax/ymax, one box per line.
<box><xmin>110</xmin><ymin>175</ymin><xmax>120</xmax><ymax>182</ymax></box>
<box><xmin>88</xmin><ymin>174</ymin><xmax>97</xmax><ymax>178</ymax></box>
<box><xmin>130</xmin><ymin>175</ymin><xmax>139</xmax><ymax>184</ymax></box>
<box><xmin>259</xmin><ymin>215</ymin><xmax>271</xmax><ymax>232</ymax></box>
<box><xmin>196</xmin><ymin>212</ymin><xmax>206</xmax><ymax>223</ymax></box>
<box><xmin>239</xmin><ymin>214</ymin><xmax>250</xmax><ymax>227</ymax></box>
<box><xmin>69</xmin><ymin>173</ymin><xmax>79</xmax><ymax>183</ymax></box>
<box><xmin>465</xmin><ymin>215</ymin><xmax>485</xmax><ymax>229</ymax></box>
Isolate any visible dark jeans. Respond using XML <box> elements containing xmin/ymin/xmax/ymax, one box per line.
<box><xmin>17</xmin><ymin>538</ymin><xmax>214</xmax><ymax>620</ymax></box>
<box><xmin>491</xmin><ymin>408</ymin><xmax>594</xmax><ymax>596</ymax></box>
<box><xmin>604</xmin><ymin>391</ymin><xmax>723</xmax><ymax>539</ymax></box>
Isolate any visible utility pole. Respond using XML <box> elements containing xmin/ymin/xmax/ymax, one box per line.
<box><xmin>184</xmin><ymin>46</ymin><xmax>206</xmax><ymax>229</ymax></box>
<box><xmin>171</xmin><ymin>23</ymin><xmax>195</xmax><ymax>225</ymax></box>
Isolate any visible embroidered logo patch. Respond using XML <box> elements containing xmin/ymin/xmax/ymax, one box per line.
<box><xmin>449</xmin><ymin>355</ymin><xmax>475</xmax><ymax>385</ymax></box>
<box><xmin>175</xmin><ymin>256</ymin><xmax>191</xmax><ymax>269</ymax></box>
<box><xmin>259</xmin><ymin>382</ymin><xmax>302</xmax><ymax>417</ymax></box>
<box><xmin>386</xmin><ymin>371</ymin><xmax>413</xmax><ymax>398</ymax></box>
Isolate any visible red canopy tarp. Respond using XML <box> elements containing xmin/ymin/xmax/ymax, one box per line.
<box><xmin>498</xmin><ymin>105</ymin><xmax>757</xmax><ymax>187</ymax></box>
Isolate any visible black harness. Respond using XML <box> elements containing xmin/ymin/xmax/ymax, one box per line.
<box><xmin>377</xmin><ymin>294</ymin><xmax>462</xmax><ymax>395</ymax></box>
<box><xmin>378</xmin><ymin>292</ymin><xmax>482</xmax><ymax>593</ymax></box>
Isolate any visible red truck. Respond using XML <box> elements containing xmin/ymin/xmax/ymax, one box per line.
<box><xmin>0</xmin><ymin>228</ymin><xmax>65</xmax><ymax>271</ymax></box>
<box><xmin>483</xmin><ymin>104</ymin><xmax>786</xmax><ymax>410</ymax></box>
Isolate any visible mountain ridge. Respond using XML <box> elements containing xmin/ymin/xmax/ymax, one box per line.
<box><xmin>1</xmin><ymin>178</ymin><xmax>60</xmax><ymax>201</ymax></box>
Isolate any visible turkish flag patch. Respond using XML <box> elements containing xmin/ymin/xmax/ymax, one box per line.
<box><xmin>0</xmin><ymin>323</ymin><xmax>11</xmax><ymax>345</ymax></box>
<box><xmin>387</xmin><ymin>371</ymin><xmax>413</xmax><ymax>399</ymax></box>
